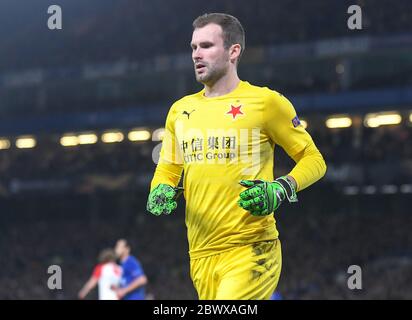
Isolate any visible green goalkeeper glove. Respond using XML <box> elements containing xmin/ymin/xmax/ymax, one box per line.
<box><xmin>146</xmin><ymin>184</ymin><xmax>184</xmax><ymax>216</ymax></box>
<box><xmin>238</xmin><ymin>176</ymin><xmax>298</xmax><ymax>216</ymax></box>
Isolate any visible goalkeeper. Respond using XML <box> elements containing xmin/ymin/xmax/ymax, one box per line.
<box><xmin>147</xmin><ymin>13</ymin><xmax>327</xmax><ymax>300</ymax></box>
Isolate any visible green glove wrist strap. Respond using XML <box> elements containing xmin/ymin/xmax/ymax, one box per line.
<box><xmin>273</xmin><ymin>176</ymin><xmax>298</xmax><ymax>203</ymax></box>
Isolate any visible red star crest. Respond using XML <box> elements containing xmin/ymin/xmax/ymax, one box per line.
<box><xmin>226</xmin><ymin>105</ymin><xmax>244</xmax><ymax>119</ymax></box>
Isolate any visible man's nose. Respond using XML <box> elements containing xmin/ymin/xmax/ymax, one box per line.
<box><xmin>192</xmin><ymin>48</ymin><xmax>202</xmax><ymax>60</ymax></box>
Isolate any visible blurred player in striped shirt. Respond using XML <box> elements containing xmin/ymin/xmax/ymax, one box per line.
<box><xmin>78</xmin><ymin>248</ymin><xmax>122</xmax><ymax>300</ymax></box>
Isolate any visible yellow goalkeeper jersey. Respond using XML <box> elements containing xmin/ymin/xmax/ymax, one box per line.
<box><xmin>151</xmin><ymin>80</ymin><xmax>322</xmax><ymax>260</ymax></box>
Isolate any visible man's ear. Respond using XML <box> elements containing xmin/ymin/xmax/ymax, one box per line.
<box><xmin>229</xmin><ymin>44</ymin><xmax>242</xmax><ymax>63</ymax></box>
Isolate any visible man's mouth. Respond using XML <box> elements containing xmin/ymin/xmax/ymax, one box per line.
<box><xmin>195</xmin><ymin>63</ymin><xmax>206</xmax><ymax>73</ymax></box>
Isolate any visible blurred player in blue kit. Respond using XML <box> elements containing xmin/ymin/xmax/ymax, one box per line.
<box><xmin>114</xmin><ymin>239</ymin><xmax>148</xmax><ymax>300</ymax></box>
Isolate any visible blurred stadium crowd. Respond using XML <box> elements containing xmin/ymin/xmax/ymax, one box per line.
<box><xmin>1</xmin><ymin>0</ymin><xmax>412</xmax><ymax>117</ymax></box>
<box><xmin>0</xmin><ymin>123</ymin><xmax>411</xmax><ymax>299</ymax></box>
<box><xmin>1</xmin><ymin>124</ymin><xmax>411</xmax><ymax>190</ymax></box>
<box><xmin>1</xmin><ymin>0</ymin><xmax>411</xmax><ymax>71</ymax></box>
<box><xmin>1</xmin><ymin>187</ymin><xmax>411</xmax><ymax>300</ymax></box>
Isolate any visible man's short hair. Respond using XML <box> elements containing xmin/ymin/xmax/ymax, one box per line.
<box><xmin>117</xmin><ymin>238</ymin><xmax>130</xmax><ymax>249</ymax></box>
<box><xmin>193</xmin><ymin>13</ymin><xmax>245</xmax><ymax>63</ymax></box>
<box><xmin>98</xmin><ymin>248</ymin><xmax>117</xmax><ymax>263</ymax></box>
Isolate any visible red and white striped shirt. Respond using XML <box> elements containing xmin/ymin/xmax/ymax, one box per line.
<box><xmin>92</xmin><ymin>262</ymin><xmax>122</xmax><ymax>300</ymax></box>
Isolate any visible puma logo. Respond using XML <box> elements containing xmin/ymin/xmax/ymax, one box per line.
<box><xmin>182</xmin><ymin>109</ymin><xmax>196</xmax><ymax>119</ymax></box>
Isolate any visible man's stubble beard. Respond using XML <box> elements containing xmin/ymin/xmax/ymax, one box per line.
<box><xmin>195</xmin><ymin>60</ymin><xmax>229</xmax><ymax>86</ymax></box>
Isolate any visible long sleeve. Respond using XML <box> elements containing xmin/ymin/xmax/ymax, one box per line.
<box><xmin>263</xmin><ymin>90</ymin><xmax>326</xmax><ymax>192</ymax></box>
<box><xmin>288</xmin><ymin>139</ymin><xmax>327</xmax><ymax>191</ymax></box>
<box><xmin>150</xmin><ymin>104</ymin><xmax>184</xmax><ymax>191</ymax></box>
<box><xmin>150</xmin><ymin>162</ymin><xmax>183</xmax><ymax>191</ymax></box>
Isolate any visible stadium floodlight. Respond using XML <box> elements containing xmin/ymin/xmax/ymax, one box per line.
<box><xmin>152</xmin><ymin>128</ymin><xmax>165</xmax><ymax>141</ymax></box>
<box><xmin>300</xmin><ymin>120</ymin><xmax>308</xmax><ymax>129</ymax></box>
<box><xmin>101</xmin><ymin>131</ymin><xmax>124</xmax><ymax>143</ymax></box>
<box><xmin>362</xmin><ymin>185</ymin><xmax>377</xmax><ymax>195</ymax></box>
<box><xmin>0</xmin><ymin>138</ymin><xmax>11</xmax><ymax>150</ymax></box>
<box><xmin>325</xmin><ymin>116</ymin><xmax>352</xmax><ymax>129</ymax></box>
<box><xmin>128</xmin><ymin>129</ymin><xmax>151</xmax><ymax>142</ymax></box>
<box><xmin>400</xmin><ymin>184</ymin><xmax>412</xmax><ymax>194</ymax></box>
<box><xmin>60</xmin><ymin>135</ymin><xmax>79</xmax><ymax>147</ymax></box>
<box><xmin>343</xmin><ymin>186</ymin><xmax>359</xmax><ymax>196</ymax></box>
<box><xmin>364</xmin><ymin>112</ymin><xmax>402</xmax><ymax>128</ymax></box>
<box><xmin>78</xmin><ymin>133</ymin><xmax>98</xmax><ymax>145</ymax></box>
<box><xmin>16</xmin><ymin>136</ymin><xmax>37</xmax><ymax>149</ymax></box>
<box><xmin>381</xmin><ymin>184</ymin><xmax>398</xmax><ymax>194</ymax></box>
<box><xmin>335</xmin><ymin>64</ymin><xmax>345</xmax><ymax>74</ymax></box>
